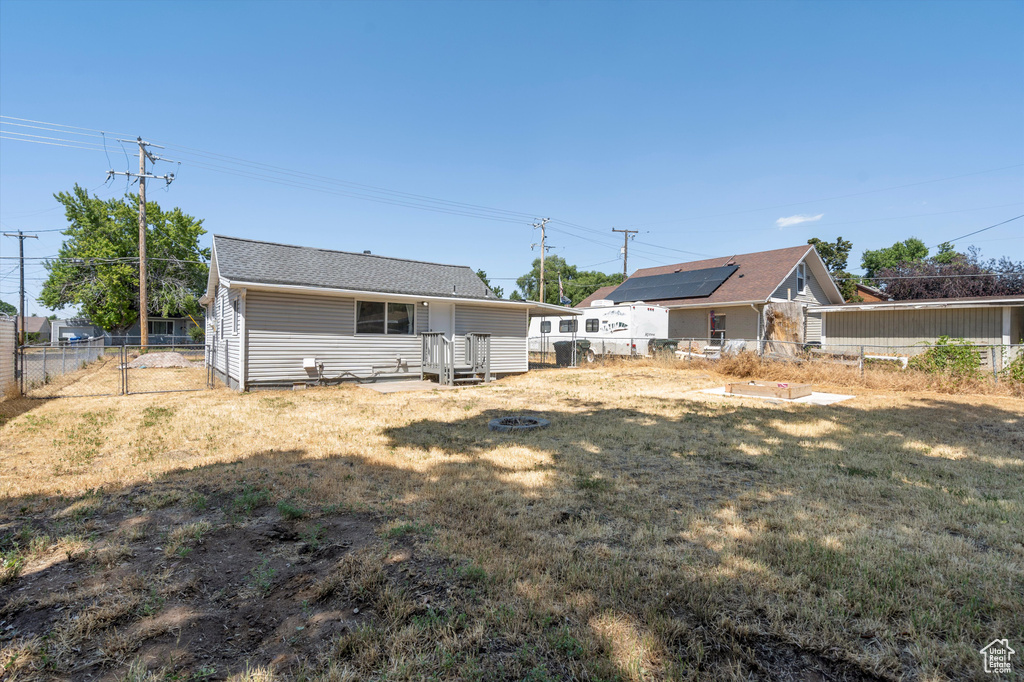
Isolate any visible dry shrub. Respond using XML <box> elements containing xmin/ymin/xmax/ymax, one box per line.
<box><xmin>611</xmin><ymin>351</ymin><xmax>1024</xmax><ymax>396</ymax></box>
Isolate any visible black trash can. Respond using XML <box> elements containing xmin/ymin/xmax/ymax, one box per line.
<box><xmin>648</xmin><ymin>338</ymin><xmax>679</xmax><ymax>355</ymax></box>
<box><xmin>553</xmin><ymin>340</ymin><xmax>574</xmax><ymax>366</ymax></box>
<box><xmin>554</xmin><ymin>339</ymin><xmax>592</xmax><ymax>366</ymax></box>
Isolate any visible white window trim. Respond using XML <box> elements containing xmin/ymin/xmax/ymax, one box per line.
<box><xmin>148</xmin><ymin>320</ymin><xmax>174</xmax><ymax>335</ymax></box>
<box><xmin>354</xmin><ymin>299</ymin><xmax>417</xmax><ymax>335</ymax></box>
<box><xmin>797</xmin><ymin>263</ymin><xmax>807</xmax><ymax>293</ymax></box>
<box><xmin>232</xmin><ymin>298</ymin><xmax>240</xmax><ymax>336</ymax></box>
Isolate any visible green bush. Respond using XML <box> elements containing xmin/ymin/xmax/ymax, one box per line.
<box><xmin>907</xmin><ymin>336</ymin><xmax>982</xmax><ymax>377</ymax></box>
<box><xmin>1000</xmin><ymin>350</ymin><xmax>1024</xmax><ymax>385</ymax></box>
<box><xmin>188</xmin><ymin>325</ymin><xmax>206</xmax><ymax>342</ymax></box>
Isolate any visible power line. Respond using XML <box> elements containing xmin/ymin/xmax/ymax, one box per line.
<box><xmin>0</xmin><ymin>135</ymin><xmax>111</xmax><ymax>152</ymax></box>
<box><xmin>937</xmin><ymin>214</ymin><xmax>1024</xmax><ymax>247</ymax></box>
<box><xmin>623</xmin><ymin>163</ymin><xmax>1024</xmax><ymax>229</ymax></box>
<box><xmin>837</xmin><ymin>272</ymin><xmax>1023</xmax><ymax>281</ymax></box>
<box><xmin>0</xmin><ymin>115</ymin><xmax>133</xmax><ymax>138</ymax></box>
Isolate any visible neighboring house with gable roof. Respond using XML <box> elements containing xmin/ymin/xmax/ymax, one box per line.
<box><xmin>200</xmin><ymin>235</ymin><xmax>575</xmax><ymax>390</ymax></box>
<box><xmin>16</xmin><ymin>316</ymin><xmax>51</xmax><ymax>343</ymax></box>
<box><xmin>577</xmin><ymin>245</ymin><xmax>844</xmax><ymax>347</ymax></box>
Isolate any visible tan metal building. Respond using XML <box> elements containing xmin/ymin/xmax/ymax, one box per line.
<box><xmin>810</xmin><ymin>296</ymin><xmax>1024</xmax><ymax>351</ymax></box>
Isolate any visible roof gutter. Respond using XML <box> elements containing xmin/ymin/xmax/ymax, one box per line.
<box><xmin>810</xmin><ymin>298</ymin><xmax>1024</xmax><ymax>313</ymax></box>
<box><xmin>659</xmin><ymin>299</ymin><xmax>766</xmax><ymax>309</ymax></box>
<box><xmin>220</xmin><ymin>279</ymin><xmax>582</xmax><ymax>315</ymax></box>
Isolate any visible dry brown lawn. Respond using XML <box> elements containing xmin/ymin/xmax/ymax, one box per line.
<box><xmin>0</xmin><ymin>360</ymin><xmax>1021</xmax><ymax>681</ymax></box>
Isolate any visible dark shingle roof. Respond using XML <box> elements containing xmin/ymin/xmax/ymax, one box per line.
<box><xmin>213</xmin><ymin>235</ymin><xmax>495</xmax><ymax>300</ymax></box>
<box><xmin>575</xmin><ymin>285</ymin><xmax>619</xmax><ymax>308</ymax></box>
<box><xmin>604</xmin><ymin>245</ymin><xmax>815</xmax><ymax>306</ymax></box>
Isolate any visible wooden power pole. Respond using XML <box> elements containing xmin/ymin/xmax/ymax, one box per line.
<box><xmin>108</xmin><ymin>137</ymin><xmax>175</xmax><ymax>348</ymax></box>
<box><xmin>2</xmin><ymin>230</ymin><xmax>39</xmax><ymax>346</ymax></box>
<box><xmin>138</xmin><ymin>140</ymin><xmax>149</xmax><ymax>348</ymax></box>
<box><xmin>532</xmin><ymin>218</ymin><xmax>551</xmax><ymax>302</ymax></box>
<box><xmin>612</xmin><ymin>228</ymin><xmax>638</xmax><ymax>278</ymax></box>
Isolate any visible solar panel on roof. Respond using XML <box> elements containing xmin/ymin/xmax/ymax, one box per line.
<box><xmin>606</xmin><ymin>265</ymin><xmax>738</xmax><ymax>302</ymax></box>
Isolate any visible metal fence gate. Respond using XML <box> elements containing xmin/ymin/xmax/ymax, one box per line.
<box><xmin>18</xmin><ymin>340</ymin><xmax>213</xmax><ymax>398</ymax></box>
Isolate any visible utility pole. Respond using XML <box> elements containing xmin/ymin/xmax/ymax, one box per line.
<box><xmin>3</xmin><ymin>231</ymin><xmax>39</xmax><ymax>345</ymax></box>
<box><xmin>531</xmin><ymin>218</ymin><xmax>551</xmax><ymax>302</ymax></box>
<box><xmin>612</xmin><ymin>228</ymin><xmax>638</xmax><ymax>278</ymax></box>
<box><xmin>108</xmin><ymin>137</ymin><xmax>175</xmax><ymax>348</ymax></box>
<box><xmin>3</xmin><ymin>230</ymin><xmax>39</xmax><ymax>385</ymax></box>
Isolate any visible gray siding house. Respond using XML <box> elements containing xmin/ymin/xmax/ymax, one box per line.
<box><xmin>581</xmin><ymin>245</ymin><xmax>845</xmax><ymax>348</ymax></box>
<box><xmin>201</xmin><ymin>235</ymin><xmax>572</xmax><ymax>390</ymax></box>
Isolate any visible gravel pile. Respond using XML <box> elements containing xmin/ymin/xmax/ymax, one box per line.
<box><xmin>127</xmin><ymin>352</ymin><xmax>196</xmax><ymax>369</ymax></box>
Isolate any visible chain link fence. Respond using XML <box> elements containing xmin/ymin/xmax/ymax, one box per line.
<box><xmin>18</xmin><ymin>340</ymin><xmax>213</xmax><ymax>398</ymax></box>
<box><xmin>529</xmin><ymin>333</ymin><xmax>1024</xmax><ymax>383</ymax></box>
<box><xmin>121</xmin><ymin>344</ymin><xmax>211</xmax><ymax>394</ymax></box>
<box><xmin>19</xmin><ymin>337</ymin><xmax>114</xmax><ymax>397</ymax></box>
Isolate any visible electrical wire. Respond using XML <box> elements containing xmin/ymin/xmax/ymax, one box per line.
<box><xmin>937</xmin><ymin>214</ymin><xmax>1024</xmax><ymax>247</ymax></box>
<box><xmin>0</xmin><ymin>135</ymin><xmax>111</xmax><ymax>152</ymax></box>
<box><xmin>622</xmin><ymin>163</ymin><xmax>1024</xmax><ymax>229</ymax></box>
<box><xmin>5</xmin><ymin>115</ymin><xmax>1021</xmax><ymax>269</ymax></box>
<box><xmin>837</xmin><ymin>272</ymin><xmax>1023</xmax><ymax>280</ymax></box>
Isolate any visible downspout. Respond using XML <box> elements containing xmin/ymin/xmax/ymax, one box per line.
<box><xmin>751</xmin><ymin>303</ymin><xmax>763</xmax><ymax>355</ymax></box>
<box><xmin>239</xmin><ymin>288</ymin><xmax>248</xmax><ymax>392</ymax></box>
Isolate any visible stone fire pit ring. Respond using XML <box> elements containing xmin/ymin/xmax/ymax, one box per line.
<box><xmin>488</xmin><ymin>415</ymin><xmax>551</xmax><ymax>432</ymax></box>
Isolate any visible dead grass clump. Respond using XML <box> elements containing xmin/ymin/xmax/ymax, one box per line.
<box><xmin>622</xmin><ymin>350</ymin><xmax>1024</xmax><ymax>396</ymax></box>
<box><xmin>312</xmin><ymin>546</ymin><xmax>387</xmax><ymax>603</ymax></box>
<box><xmin>164</xmin><ymin>520</ymin><xmax>212</xmax><ymax>558</ymax></box>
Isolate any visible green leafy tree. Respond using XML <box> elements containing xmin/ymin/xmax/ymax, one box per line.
<box><xmin>808</xmin><ymin>236</ymin><xmax>852</xmax><ymax>272</ymax></box>
<box><xmin>861</xmin><ymin>237</ymin><xmax>929</xmax><ymax>279</ymax></box>
<box><xmin>514</xmin><ymin>255</ymin><xmax>625</xmax><ymax>306</ymax></box>
<box><xmin>808</xmin><ymin>236</ymin><xmax>861</xmax><ymax>301</ymax></box>
<box><xmin>475</xmin><ymin>269</ymin><xmax>504</xmax><ymax>298</ymax></box>
<box><xmin>0</xmin><ymin>300</ymin><xmax>16</xmax><ymax>317</ymax></box>
<box><xmin>39</xmin><ymin>185</ymin><xmax>209</xmax><ymax>334</ymax></box>
<box><xmin>933</xmin><ymin>241</ymin><xmax>958</xmax><ymax>264</ymax></box>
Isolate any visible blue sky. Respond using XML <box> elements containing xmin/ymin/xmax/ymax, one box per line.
<box><xmin>1</xmin><ymin>0</ymin><xmax>1022</xmax><ymax>314</ymax></box>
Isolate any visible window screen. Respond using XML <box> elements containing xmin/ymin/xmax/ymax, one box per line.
<box><xmin>387</xmin><ymin>302</ymin><xmax>414</xmax><ymax>335</ymax></box>
<box><xmin>540</xmin><ymin>321</ymin><xmax>551</xmax><ymax>333</ymax></box>
<box><xmin>585</xmin><ymin>318</ymin><xmax>599</xmax><ymax>333</ymax></box>
<box><xmin>559</xmin><ymin>319</ymin><xmax>578</xmax><ymax>333</ymax></box>
<box><xmin>148</xmin><ymin>320</ymin><xmax>173</xmax><ymax>335</ymax></box>
<box><xmin>356</xmin><ymin>301</ymin><xmax>386</xmax><ymax>334</ymax></box>
<box><xmin>711</xmin><ymin>314</ymin><xmax>726</xmax><ymax>332</ymax></box>
<box><xmin>797</xmin><ymin>263</ymin><xmax>806</xmax><ymax>293</ymax></box>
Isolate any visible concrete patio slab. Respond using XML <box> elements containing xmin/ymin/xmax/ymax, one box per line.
<box><xmin>697</xmin><ymin>386</ymin><xmax>855</xmax><ymax>405</ymax></box>
<box><xmin>359</xmin><ymin>380</ymin><xmax>455</xmax><ymax>393</ymax></box>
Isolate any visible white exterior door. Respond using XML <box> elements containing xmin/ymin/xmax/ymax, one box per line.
<box><xmin>429</xmin><ymin>302</ymin><xmax>455</xmax><ymax>338</ymax></box>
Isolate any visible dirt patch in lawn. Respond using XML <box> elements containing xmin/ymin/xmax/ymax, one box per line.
<box><xmin>0</xmin><ymin>483</ymin><xmax>485</xmax><ymax>680</ymax></box>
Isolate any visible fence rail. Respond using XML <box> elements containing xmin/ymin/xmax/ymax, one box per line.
<box><xmin>19</xmin><ymin>337</ymin><xmax>108</xmax><ymax>395</ymax></box>
<box><xmin>18</xmin><ymin>340</ymin><xmax>213</xmax><ymax>398</ymax></box>
<box><xmin>528</xmin><ymin>334</ymin><xmax>1024</xmax><ymax>381</ymax></box>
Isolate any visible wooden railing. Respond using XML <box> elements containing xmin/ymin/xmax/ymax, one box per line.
<box><xmin>421</xmin><ymin>332</ymin><xmax>454</xmax><ymax>385</ymax></box>
<box><xmin>465</xmin><ymin>332</ymin><xmax>491</xmax><ymax>383</ymax></box>
<box><xmin>421</xmin><ymin>331</ymin><xmax>491</xmax><ymax>386</ymax></box>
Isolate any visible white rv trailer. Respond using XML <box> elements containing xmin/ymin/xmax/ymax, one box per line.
<box><xmin>528</xmin><ymin>300</ymin><xmax>669</xmax><ymax>360</ymax></box>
